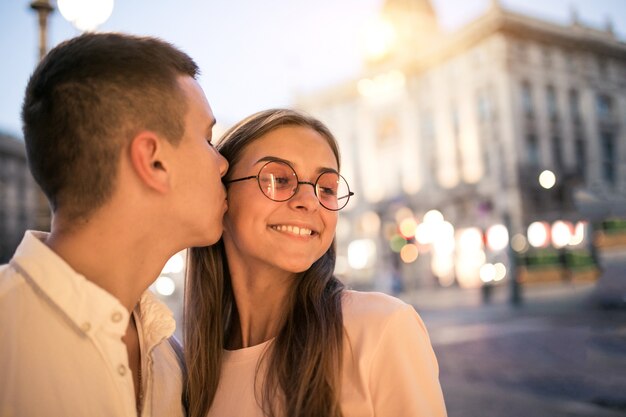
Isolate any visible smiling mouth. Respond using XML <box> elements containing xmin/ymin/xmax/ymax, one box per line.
<box><xmin>270</xmin><ymin>224</ymin><xmax>317</xmax><ymax>237</ymax></box>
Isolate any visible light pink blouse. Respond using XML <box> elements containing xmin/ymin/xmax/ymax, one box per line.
<box><xmin>208</xmin><ymin>290</ymin><xmax>447</xmax><ymax>417</ymax></box>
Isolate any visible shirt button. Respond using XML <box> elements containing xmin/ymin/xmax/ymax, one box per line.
<box><xmin>81</xmin><ymin>322</ymin><xmax>91</xmax><ymax>332</ymax></box>
<box><xmin>118</xmin><ymin>364</ymin><xmax>127</xmax><ymax>376</ymax></box>
<box><xmin>111</xmin><ymin>311</ymin><xmax>123</xmax><ymax>323</ymax></box>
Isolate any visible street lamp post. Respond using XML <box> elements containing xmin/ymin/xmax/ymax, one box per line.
<box><xmin>29</xmin><ymin>0</ymin><xmax>55</xmax><ymax>232</ymax></box>
<box><xmin>30</xmin><ymin>0</ymin><xmax>54</xmax><ymax>61</ymax></box>
<box><xmin>504</xmin><ymin>212</ymin><xmax>522</xmax><ymax>305</ymax></box>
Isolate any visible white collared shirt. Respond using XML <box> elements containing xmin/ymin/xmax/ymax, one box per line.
<box><xmin>0</xmin><ymin>231</ymin><xmax>185</xmax><ymax>417</ymax></box>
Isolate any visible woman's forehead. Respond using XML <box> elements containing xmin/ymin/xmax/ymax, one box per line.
<box><xmin>240</xmin><ymin>126</ymin><xmax>338</xmax><ymax>170</ymax></box>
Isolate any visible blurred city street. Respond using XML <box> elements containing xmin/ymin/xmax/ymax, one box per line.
<box><xmin>1</xmin><ymin>0</ymin><xmax>626</xmax><ymax>415</ymax></box>
<box><xmin>403</xmin><ymin>256</ymin><xmax>626</xmax><ymax>417</ymax></box>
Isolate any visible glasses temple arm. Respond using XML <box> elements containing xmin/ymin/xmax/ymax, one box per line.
<box><xmin>337</xmin><ymin>192</ymin><xmax>355</xmax><ymax>201</ymax></box>
<box><xmin>224</xmin><ymin>175</ymin><xmax>257</xmax><ymax>184</ymax></box>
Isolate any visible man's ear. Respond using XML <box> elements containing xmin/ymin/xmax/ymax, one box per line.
<box><xmin>129</xmin><ymin>131</ymin><xmax>171</xmax><ymax>193</ymax></box>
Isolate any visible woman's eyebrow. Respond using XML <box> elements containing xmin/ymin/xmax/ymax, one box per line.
<box><xmin>254</xmin><ymin>155</ymin><xmax>338</xmax><ymax>174</ymax></box>
<box><xmin>254</xmin><ymin>155</ymin><xmax>291</xmax><ymax>166</ymax></box>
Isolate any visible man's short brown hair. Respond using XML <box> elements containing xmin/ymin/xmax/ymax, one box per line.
<box><xmin>22</xmin><ymin>33</ymin><xmax>199</xmax><ymax>219</ymax></box>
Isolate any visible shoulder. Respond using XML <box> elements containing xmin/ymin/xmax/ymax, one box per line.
<box><xmin>341</xmin><ymin>290</ymin><xmax>413</xmax><ymax>323</ymax></box>
<box><xmin>341</xmin><ymin>290</ymin><xmax>427</xmax><ymax>346</ymax></box>
<box><xmin>0</xmin><ymin>263</ymin><xmax>26</xmax><ymax>300</ymax></box>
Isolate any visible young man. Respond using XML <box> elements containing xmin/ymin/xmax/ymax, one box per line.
<box><xmin>0</xmin><ymin>33</ymin><xmax>228</xmax><ymax>416</ymax></box>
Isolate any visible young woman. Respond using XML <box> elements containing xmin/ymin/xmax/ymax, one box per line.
<box><xmin>184</xmin><ymin>109</ymin><xmax>447</xmax><ymax>417</ymax></box>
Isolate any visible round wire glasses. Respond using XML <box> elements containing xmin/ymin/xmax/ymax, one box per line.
<box><xmin>224</xmin><ymin>160</ymin><xmax>354</xmax><ymax>211</ymax></box>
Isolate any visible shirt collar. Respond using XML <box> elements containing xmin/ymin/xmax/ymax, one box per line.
<box><xmin>136</xmin><ymin>290</ymin><xmax>176</xmax><ymax>353</ymax></box>
<box><xmin>11</xmin><ymin>231</ymin><xmax>130</xmax><ymax>338</ymax></box>
<box><xmin>11</xmin><ymin>231</ymin><xmax>177</xmax><ymax>346</ymax></box>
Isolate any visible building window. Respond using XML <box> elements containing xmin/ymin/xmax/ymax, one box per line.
<box><xmin>477</xmin><ymin>90</ymin><xmax>489</xmax><ymax>122</ymax></box>
<box><xmin>421</xmin><ymin>109</ymin><xmax>434</xmax><ymax>138</ymax></box>
<box><xmin>527</xmin><ymin>133</ymin><xmax>540</xmax><ymax>166</ymax></box>
<box><xmin>451</xmin><ymin>104</ymin><xmax>459</xmax><ymax>137</ymax></box>
<box><xmin>565</xmin><ymin>50</ymin><xmax>577</xmax><ymax>72</ymax></box>
<box><xmin>543</xmin><ymin>46</ymin><xmax>552</xmax><ymax>67</ymax></box>
<box><xmin>569</xmin><ymin>89</ymin><xmax>580</xmax><ymax>123</ymax></box>
<box><xmin>551</xmin><ymin>135</ymin><xmax>563</xmax><ymax>171</ymax></box>
<box><xmin>574</xmin><ymin>135</ymin><xmax>586</xmax><ymax>179</ymax></box>
<box><xmin>521</xmin><ymin>81</ymin><xmax>533</xmax><ymax>117</ymax></box>
<box><xmin>515</xmin><ymin>40</ymin><xmax>528</xmax><ymax>63</ymax></box>
<box><xmin>596</xmin><ymin>94</ymin><xmax>613</xmax><ymax>120</ymax></box>
<box><xmin>547</xmin><ymin>85</ymin><xmax>558</xmax><ymax>120</ymax></box>
<box><xmin>375</xmin><ymin>115</ymin><xmax>399</xmax><ymax>146</ymax></box>
<box><xmin>601</xmin><ymin>131</ymin><xmax>616</xmax><ymax>185</ymax></box>
<box><xmin>420</xmin><ymin>109</ymin><xmax>436</xmax><ymax>182</ymax></box>
<box><xmin>597</xmin><ymin>55</ymin><xmax>608</xmax><ymax>78</ymax></box>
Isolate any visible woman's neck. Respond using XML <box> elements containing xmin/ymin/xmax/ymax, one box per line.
<box><xmin>227</xmin><ymin>266</ymin><xmax>296</xmax><ymax>349</ymax></box>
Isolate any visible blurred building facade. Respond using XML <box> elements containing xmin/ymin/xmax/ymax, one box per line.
<box><xmin>297</xmin><ymin>0</ymin><xmax>626</xmax><ymax>291</ymax></box>
<box><xmin>0</xmin><ymin>133</ymin><xmax>49</xmax><ymax>263</ymax></box>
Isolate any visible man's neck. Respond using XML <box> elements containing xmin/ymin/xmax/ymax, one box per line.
<box><xmin>45</xmin><ymin>217</ymin><xmax>171</xmax><ymax>313</ymax></box>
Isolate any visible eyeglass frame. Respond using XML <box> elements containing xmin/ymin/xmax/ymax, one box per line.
<box><xmin>224</xmin><ymin>160</ymin><xmax>354</xmax><ymax>211</ymax></box>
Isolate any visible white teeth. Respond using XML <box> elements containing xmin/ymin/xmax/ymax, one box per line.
<box><xmin>272</xmin><ymin>225</ymin><xmax>313</xmax><ymax>236</ymax></box>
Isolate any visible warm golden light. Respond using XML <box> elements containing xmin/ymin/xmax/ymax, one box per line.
<box><xmin>486</xmin><ymin>224</ymin><xmax>509</xmax><ymax>251</ymax></box>
<box><xmin>494</xmin><ymin>263</ymin><xmax>507</xmax><ymax>281</ymax></box>
<box><xmin>348</xmin><ymin>239</ymin><xmax>377</xmax><ymax>270</ymax></box>
<box><xmin>423</xmin><ymin>209</ymin><xmax>444</xmax><ymax>224</ymax></box>
<box><xmin>359</xmin><ymin>211</ymin><xmax>381</xmax><ymax>236</ymax></box>
<box><xmin>569</xmin><ymin>221</ymin><xmax>586</xmax><ymax>246</ymax></box>
<box><xmin>551</xmin><ymin>220</ymin><xmax>573</xmax><ymax>248</ymax></box>
<box><xmin>455</xmin><ymin>228</ymin><xmax>485</xmax><ymax>288</ymax></box>
<box><xmin>539</xmin><ymin>170</ymin><xmax>556</xmax><ymax>189</ymax></box>
<box><xmin>162</xmin><ymin>252</ymin><xmax>185</xmax><ymax>274</ymax></box>
<box><xmin>400</xmin><ymin>244</ymin><xmax>419</xmax><ymax>263</ymax></box>
<box><xmin>58</xmin><ymin>0</ymin><xmax>114</xmax><ymax>31</ymax></box>
<box><xmin>155</xmin><ymin>276</ymin><xmax>175</xmax><ymax>296</ymax></box>
<box><xmin>511</xmin><ymin>233</ymin><xmax>529</xmax><ymax>253</ymax></box>
<box><xmin>480</xmin><ymin>263</ymin><xmax>496</xmax><ymax>283</ymax></box>
<box><xmin>528</xmin><ymin>221</ymin><xmax>550</xmax><ymax>248</ymax></box>
<box><xmin>357</xmin><ymin>70</ymin><xmax>406</xmax><ymax>98</ymax></box>
<box><xmin>362</xmin><ymin>17</ymin><xmax>396</xmax><ymax>60</ymax></box>
<box><xmin>399</xmin><ymin>217</ymin><xmax>418</xmax><ymax>239</ymax></box>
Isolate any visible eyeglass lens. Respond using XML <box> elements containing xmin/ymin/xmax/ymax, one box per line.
<box><xmin>258</xmin><ymin>161</ymin><xmax>351</xmax><ymax>210</ymax></box>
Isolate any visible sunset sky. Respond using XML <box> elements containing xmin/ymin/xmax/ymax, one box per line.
<box><xmin>1</xmin><ymin>0</ymin><xmax>624</xmax><ymax>137</ymax></box>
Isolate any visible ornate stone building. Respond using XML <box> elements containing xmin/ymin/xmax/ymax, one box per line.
<box><xmin>0</xmin><ymin>133</ymin><xmax>49</xmax><ymax>262</ymax></box>
<box><xmin>297</xmin><ymin>0</ymin><xmax>626</xmax><ymax>290</ymax></box>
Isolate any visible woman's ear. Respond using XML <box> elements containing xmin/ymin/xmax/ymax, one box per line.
<box><xmin>129</xmin><ymin>131</ymin><xmax>170</xmax><ymax>193</ymax></box>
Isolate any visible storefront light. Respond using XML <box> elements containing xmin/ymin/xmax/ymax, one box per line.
<box><xmin>551</xmin><ymin>221</ymin><xmax>573</xmax><ymax>248</ymax></box>
<box><xmin>348</xmin><ymin>239</ymin><xmax>377</xmax><ymax>270</ymax></box>
<box><xmin>486</xmin><ymin>224</ymin><xmax>509</xmax><ymax>251</ymax></box>
<box><xmin>528</xmin><ymin>221</ymin><xmax>550</xmax><ymax>248</ymax></box>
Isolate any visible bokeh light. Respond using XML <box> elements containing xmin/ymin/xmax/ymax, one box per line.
<box><xmin>399</xmin><ymin>217</ymin><xmax>418</xmax><ymax>239</ymax></box>
<box><xmin>486</xmin><ymin>224</ymin><xmax>509</xmax><ymax>251</ymax></box>
<box><xmin>528</xmin><ymin>221</ymin><xmax>550</xmax><ymax>248</ymax></box>
<box><xmin>155</xmin><ymin>276</ymin><xmax>175</xmax><ymax>296</ymax></box>
<box><xmin>538</xmin><ymin>170</ymin><xmax>556</xmax><ymax>189</ymax></box>
<box><xmin>162</xmin><ymin>252</ymin><xmax>185</xmax><ymax>274</ymax></box>
<box><xmin>511</xmin><ymin>233</ymin><xmax>529</xmax><ymax>252</ymax></box>
<box><xmin>58</xmin><ymin>0</ymin><xmax>114</xmax><ymax>32</ymax></box>
<box><xmin>400</xmin><ymin>244</ymin><xmax>419</xmax><ymax>263</ymax></box>
<box><xmin>348</xmin><ymin>239</ymin><xmax>377</xmax><ymax>270</ymax></box>
<box><xmin>389</xmin><ymin>234</ymin><xmax>407</xmax><ymax>253</ymax></box>
<box><xmin>551</xmin><ymin>221</ymin><xmax>573</xmax><ymax>248</ymax></box>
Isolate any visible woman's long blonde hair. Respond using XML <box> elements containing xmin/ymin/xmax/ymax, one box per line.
<box><xmin>184</xmin><ymin>109</ymin><xmax>345</xmax><ymax>417</ymax></box>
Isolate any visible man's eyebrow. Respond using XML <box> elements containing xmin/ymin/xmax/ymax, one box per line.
<box><xmin>254</xmin><ymin>155</ymin><xmax>339</xmax><ymax>174</ymax></box>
